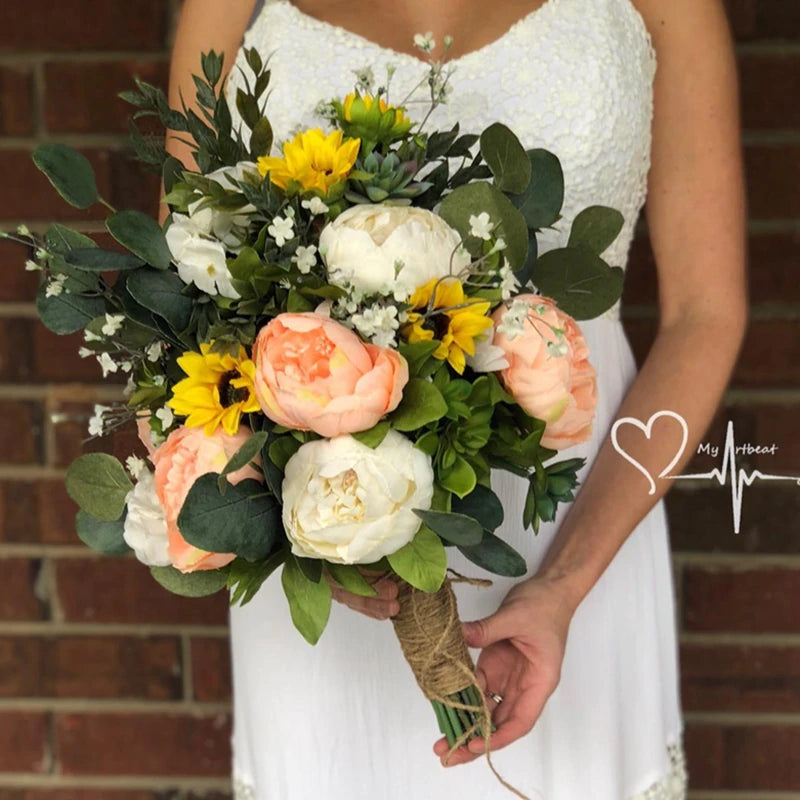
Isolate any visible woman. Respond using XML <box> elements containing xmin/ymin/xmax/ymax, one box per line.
<box><xmin>164</xmin><ymin>0</ymin><xmax>747</xmax><ymax>797</ymax></box>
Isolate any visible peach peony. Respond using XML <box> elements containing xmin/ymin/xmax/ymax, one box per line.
<box><xmin>252</xmin><ymin>312</ymin><xmax>408</xmax><ymax>438</ymax></box>
<box><xmin>492</xmin><ymin>294</ymin><xmax>597</xmax><ymax>450</ymax></box>
<box><xmin>151</xmin><ymin>424</ymin><xmax>263</xmax><ymax>573</ymax></box>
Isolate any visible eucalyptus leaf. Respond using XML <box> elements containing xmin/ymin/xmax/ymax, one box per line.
<box><xmin>479</xmin><ymin>122</ymin><xmax>531</xmax><ymax>193</ymax></box>
<box><xmin>35</xmin><ymin>284</ymin><xmax>106</xmax><ymax>334</ymax></box>
<box><xmin>75</xmin><ymin>509</ymin><xmax>131</xmax><ymax>555</ymax></box>
<box><xmin>150</xmin><ymin>564</ymin><xmax>230</xmax><ymax>597</ymax></box>
<box><xmin>458</xmin><ymin>531</ymin><xmax>528</xmax><ymax>577</ymax></box>
<box><xmin>510</xmin><ymin>149</ymin><xmax>564</xmax><ymax>230</ymax></box>
<box><xmin>127</xmin><ymin>268</ymin><xmax>193</xmax><ymax>331</ymax></box>
<box><xmin>568</xmin><ymin>205</ymin><xmax>625</xmax><ymax>256</ymax></box>
<box><xmin>45</xmin><ymin>224</ymin><xmax>97</xmax><ymax>255</ymax></box>
<box><xmin>217</xmin><ymin>430</ymin><xmax>268</xmax><ymax>492</ymax></box>
<box><xmin>451</xmin><ymin>483</ymin><xmax>504</xmax><ymax>531</ymax></box>
<box><xmin>32</xmin><ymin>143</ymin><xmax>100</xmax><ymax>209</ymax></box>
<box><xmin>65</xmin><ymin>453</ymin><xmax>133</xmax><ymax>522</ymax></box>
<box><xmin>107</xmin><ymin>210</ymin><xmax>173</xmax><ymax>269</ymax></box>
<box><xmin>386</xmin><ymin>524</ymin><xmax>447</xmax><ymax>593</ymax></box>
<box><xmin>177</xmin><ymin>473</ymin><xmax>281</xmax><ymax>561</ymax></box>
<box><xmin>65</xmin><ymin>247</ymin><xmax>144</xmax><ymax>272</ymax></box>
<box><xmin>281</xmin><ymin>555</ymin><xmax>332</xmax><ymax>645</ymax></box>
<box><xmin>412</xmin><ymin>509</ymin><xmax>483</xmax><ymax>546</ymax></box>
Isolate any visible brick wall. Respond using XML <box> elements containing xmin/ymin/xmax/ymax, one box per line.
<box><xmin>0</xmin><ymin>1</ymin><xmax>798</xmax><ymax>797</ymax></box>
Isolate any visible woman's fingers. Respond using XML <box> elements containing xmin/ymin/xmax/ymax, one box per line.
<box><xmin>326</xmin><ymin>572</ymin><xmax>400</xmax><ymax>619</ymax></box>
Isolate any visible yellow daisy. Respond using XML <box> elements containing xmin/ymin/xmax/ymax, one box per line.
<box><xmin>402</xmin><ymin>278</ymin><xmax>493</xmax><ymax>374</ymax></box>
<box><xmin>167</xmin><ymin>341</ymin><xmax>260</xmax><ymax>436</ymax></box>
<box><xmin>257</xmin><ymin>127</ymin><xmax>360</xmax><ymax>195</ymax></box>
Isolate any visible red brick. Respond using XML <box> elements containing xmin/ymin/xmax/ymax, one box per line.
<box><xmin>0</xmin><ymin>635</ymin><xmax>182</xmax><ymax>700</ymax></box>
<box><xmin>683</xmin><ymin>566</ymin><xmax>800</xmax><ymax>632</ymax></box>
<box><xmin>55</xmin><ymin>712</ymin><xmax>231</xmax><ymax>776</ymax></box>
<box><xmin>0</xmin><ymin>400</ymin><xmax>44</xmax><ymax>464</ymax></box>
<box><xmin>0</xmin><ymin>792</ymin><xmax>178</xmax><ymax>800</ymax></box>
<box><xmin>0</xmin><ymin>237</ymin><xmax>42</xmax><ymax>302</ymax></box>
<box><xmin>55</xmin><ymin>558</ymin><xmax>229</xmax><ymax>626</ymax></box>
<box><xmin>33</xmin><ymin>326</ymin><xmax>119</xmax><ymax>384</ymax></box>
<box><xmin>52</xmin><ymin>400</ymin><xmax>146</xmax><ymax>469</ymax></box>
<box><xmin>191</xmin><ymin>637</ymin><xmax>231</xmax><ymax>702</ymax></box>
<box><xmin>0</xmin><ymin>479</ymin><xmax>80</xmax><ymax>545</ymax></box>
<box><xmin>0</xmin><ymin>1</ymin><xmax>169</xmax><ymax>52</ymax></box>
<box><xmin>0</xmin><ymin>711</ymin><xmax>48</xmax><ymax>772</ymax></box>
<box><xmin>745</xmin><ymin>145</ymin><xmax>800</xmax><ymax>220</ymax></box>
<box><xmin>686</xmin><ymin>723</ymin><xmax>800</xmax><ymax>790</ymax></box>
<box><xmin>0</xmin><ymin>65</ymin><xmax>34</xmax><ymax>136</ymax></box>
<box><xmin>44</xmin><ymin>60</ymin><xmax>168</xmax><ymax>135</ymax></box>
<box><xmin>740</xmin><ymin>53</ymin><xmax>800</xmax><ymax>130</ymax></box>
<box><xmin>0</xmin><ymin>558</ymin><xmax>46</xmax><ymax>621</ymax></box>
<box><xmin>681</xmin><ymin>643</ymin><xmax>800</xmax><ymax>712</ymax></box>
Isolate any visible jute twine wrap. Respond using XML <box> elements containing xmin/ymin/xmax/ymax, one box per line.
<box><xmin>388</xmin><ymin>568</ymin><xmax>533</xmax><ymax>800</ymax></box>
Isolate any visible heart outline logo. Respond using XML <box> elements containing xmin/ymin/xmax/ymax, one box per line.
<box><xmin>610</xmin><ymin>410</ymin><xmax>689</xmax><ymax>495</ymax></box>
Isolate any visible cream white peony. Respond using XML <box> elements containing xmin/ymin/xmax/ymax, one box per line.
<box><xmin>281</xmin><ymin>429</ymin><xmax>434</xmax><ymax>564</ymax></box>
<box><xmin>165</xmin><ymin>213</ymin><xmax>240</xmax><ymax>298</ymax></box>
<box><xmin>318</xmin><ymin>204</ymin><xmax>471</xmax><ymax>301</ymax></box>
<box><xmin>122</xmin><ymin>470</ymin><xmax>171</xmax><ymax>567</ymax></box>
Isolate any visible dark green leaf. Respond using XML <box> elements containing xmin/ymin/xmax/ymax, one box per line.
<box><xmin>126</xmin><ymin>268</ymin><xmax>193</xmax><ymax>331</ymax></box>
<box><xmin>568</xmin><ymin>205</ymin><xmax>625</xmax><ymax>255</ymax></box>
<box><xmin>35</xmin><ymin>284</ymin><xmax>106</xmax><ymax>334</ymax></box>
<box><xmin>451</xmin><ymin>483</ymin><xmax>504</xmax><ymax>531</ymax></box>
<box><xmin>150</xmin><ymin>565</ymin><xmax>230</xmax><ymax>597</ymax></box>
<box><xmin>510</xmin><ymin>149</ymin><xmax>564</xmax><ymax>230</ymax></box>
<box><xmin>218</xmin><ymin>431</ymin><xmax>268</xmax><ymax>492</ymax></box>
<box><xmin>75</xmin><ymin>509</ymin><xmax>131</xmax><ymax>555</ymax></box>
<box><xmin>412</xmin><ymin>509</ymin><xmax>483</xmax><ymax>546</ymax></box>
<box><xmin>227</xmin><ymin>548</ymin><xmax>288</xmax><ymax>606</ymax></box>
<box><xmin>32</xmin><ymin>143</ymin><xmax>100</xmax><ymax>209</ymax></box>
<box><xmin>107</xmin><ymin>210</ymin><xmax>172</xmax><ymax>270</ymax></box>
<box><xmin>479</xmin><ymin>122</ymin><xmax>531</xmax><ymax>193</ymax></box>
<box><xmin>281</xmin><ymin>554</ymin><xmax>332</xmax><ymax>645</ymax></box>
<box><xmin>66</xmin><ymin>247</ymin><xmax>144</xmax><ymax>272</ymax></box>
<box><xmin>457</xmin><ymin>531</ymin><xmax>528</xmax><ymax>577</ymax></box>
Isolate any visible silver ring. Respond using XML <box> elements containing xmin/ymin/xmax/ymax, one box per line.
<box><xmin>489</xmin><ymin>692</ymin><xmax>504</xmax><ymax>704</ymax></box>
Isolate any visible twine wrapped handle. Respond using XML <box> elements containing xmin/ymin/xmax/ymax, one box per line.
<box><xmin>385</xmin><ymin>568</ymin><xmax>532</xmax><ymax>800</ymax></box>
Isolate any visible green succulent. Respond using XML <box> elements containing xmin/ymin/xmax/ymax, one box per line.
<box><xmin>345</xmin><ymin>151</ymin><xmax>432</xmax><ymax>205</ymax></box>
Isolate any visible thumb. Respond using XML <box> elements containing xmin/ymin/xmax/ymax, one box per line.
<box><xmin>462</xmin><ymin>610</ymin><xmax>514</xmax><ymax>648</ymax></box>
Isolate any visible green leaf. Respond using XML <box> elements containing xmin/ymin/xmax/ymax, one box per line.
<box><xmin>281</xmin><ymin>554</ymin><xmax>332</xmax><ymax>645</ymax></box>
<box><xmin>150</xmin><ymin>565</ymin><xmax>230</xmax><ymax>597</ymax></box>
<box><xmin>65</xmin><ymin>454</ymin><xmax>133</xmax><ymax>522</ymax></box>
<box><xmin>295</xmin><ymin>555</ymin><xmax>323</xmax><ymax>583</ymax></box>
<box><xmin>45</xmin><ymin>223</ymin><xmax>97</xmax><ymax>255</ymax></box>
<box><xmin>107</xmin><ymin>210</ymin><xmax>173</xmax><ymax>270</ymax></box>
<box><xmin>351</xmin><ymin>421</ymin><xmax>390</xmax><ymax>449</ymax></box>
<box><xmin>390</xmin><ymin>378</ymin><xmax>448</xmax><ymax>431</ymax></box>
<box><xmin>412</xmin><ymin>509</ymin><xmax>483</xmax><ymax>546</ymax></box>
<box><xmin>227</xmin><ymin>548</ymin><xmax>288</xmax><ymax>606</ymax></box>
<box><xmin>532</xmin><ymin>246</ymin><xmax>624</xmax><ymax>320</ymax></box>
<box><xmin>458</xmin><ymin>531</ymin><xmax>528</xmax><ymax>577</ymax></box>
<box><xmin>439</xmin><ymin>455</ymin><xmax>476</xmax><ymax>499</ymax></box>
<box><xmin>250</xmin><ymin>116</ymin><xmax>273</xmax><ymax>158</ymax></box>
<box><xmin>451</xmin><ymin>483</ymin><xmax>504</xmax><ymax>531</ymax></box>
<box><xmin>568</xmin><ymin>205</ymin><xmax>625</xmax><ymax>256</ymax></box>
<box><xmin>177</xmin><ymin>472</ymin><xmax>281</xmax><ymax>561</ymax></box>
<box><xmin>75</xmin><ymin>509</ymin><xmax>131</xmax><ymax>555</ymax></box>
<box><xmin>35</xmin><ymin>284</ymin><xmax>106</xmax><ymax>334</ymax></box>
<box><xmin>510</xmin><ymin>149</ymin><xmax>564</xmax><ymax>230</ymax></box>
<box><xmin>438</xmin><ymin>181</ymin><xmax>529</xmax><ymax>269</ymax></box>
<box><xmin>479</xmin><ymin>122</ymin><xmax>531</xmax><ymax>194</ymax></box>
<box><xmin>386</xmin><ymin>524</ymin><xmax>447</xmax><ymax>593</ymax></box>
<box><xmin>126</xmin><ymin>268</ymin><xmax>193</xmax><ymax>331</ymax></box>
<box><xmin>324</xmin><ymin>563</ymin><xmax>378</xmax><ymax>597</ymax></box>
<box><xmin>65</xmin><ymin>247</ymin><xmax>144</xmax><ymax>272</ymax></box>
<box><xmin>163</xmin><ymin>156</ymin><xmax>185</xmax><ymax>194</ymax></box>
<box><xmin>32</xmin><ymin>143</ymin><xmax>100</xmax><ymax>209</ymax></box>
<box><xmin>217</xmin><ymin>431</ymin><xmax>268</xmax><ymax>492</ymax></box>
<box><xmin>268</xmin><ymin>435</ymin><xmax>302</xmax><ymax>472</ymax></box>
<box><xmin>286</xmin><ymin>289</ymin><xmax>314</xmax><ymax>312</ymax></box>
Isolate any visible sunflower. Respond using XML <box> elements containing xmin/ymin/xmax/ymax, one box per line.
<box><xmin>401</xmin><ymin>278</ymin><xmax>493</xmax><ymax>374</ymax></box>
<box><xmin>167</xmin><ymin>341</ymin><xmax>260</xmax><ymax>436</ymax></box>
<box><xmin>257</xmin><ymin>127</ymin><xmax>360</xmax><ymax>195</ymax></box>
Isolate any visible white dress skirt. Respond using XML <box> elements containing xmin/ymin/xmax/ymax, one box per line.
<box><xmin>222</xmin><ymin>0</ymin><xmax>688</xmax><ymax>797</ymax></box>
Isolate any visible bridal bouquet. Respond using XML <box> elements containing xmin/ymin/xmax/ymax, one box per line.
<box><xmin>14</xmin><ymin>44</ymin><xmax>624</xmax><ymax>773</ymax></box>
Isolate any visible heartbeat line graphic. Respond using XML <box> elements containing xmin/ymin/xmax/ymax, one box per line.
<box><xmin>611</xmin><ymin>412</ymin><xmax>800</xmax><ymax>534</ymax></box>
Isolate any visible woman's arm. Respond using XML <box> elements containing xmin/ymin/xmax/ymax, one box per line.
<box><xmin>158</xmin><ymin>0</ymin><xmax>257</xmax><ymax>224</ymax></box>
<box><xmin>435</xmin><ymin>0</ymin><xmax>748</xmax><ymax>764</ymax></box>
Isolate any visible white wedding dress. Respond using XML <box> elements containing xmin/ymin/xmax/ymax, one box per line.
<box><xmin>223</xmin><ymin>0</ymin><xmax>688</xmax><ymax>797</ymax></box>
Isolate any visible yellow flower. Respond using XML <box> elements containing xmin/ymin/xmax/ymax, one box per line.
<box><xmin>342</xmin><ymin>92</ymin><xmax>412</xmax><ymax>128</ymax></box>
<box><xmin>257</xmin><ymin>128</ymin><xmax>360</xmax><ymax>195</ymax></box>
<box><xmin>402</xmin><ymin>278</ymin><xmax>493</xmax><ymax>374</ymax></box>
<box><xmin>167</xmin><ymin>341</ymin><xmax>260</xmax><ymax>436</ymax></box>
<box><xmin>339</xmin><ymin>92</ymin><xmax>413</xmax><ymax>147</ymax></box>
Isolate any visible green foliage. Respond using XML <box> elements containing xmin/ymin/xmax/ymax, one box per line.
<box><xmin>176</xmin><ymin>472</ymin><xmax>281</xmax><ymax>561</ymax></box>
<box><xmin>65</xmin><ymin>248</ymin><xmax>144</xmax><ymax>272</ymax></box>
<box><xmin>524</xmin><ymin>457</ymin><xmax>585</xmax><ymax>533</ymax></box>
<box><xmin>281</xmin><ymin>554</ymin><xmax>332</xmax><ymax>645</ymax></box>
<box><xmin>75</xmin><ymin>509</ymin><xmax>131</xmax><ymax>555</ymax></box>
<box><xmin>458</xmin><ymin>531</ymin><xmax>528</xmax><ymax>577</ymax></box>
<box><xmin>390</xmin><ymin>378</ymin><xmax>448</xmax><ymax>431</ymax></box>
<box><xmin>227</xmin><ymin>548</ymin><xmax>288</xmax><ymax>606</ymax></box>
<box><xmin>351</xmin><ymin>421</ymin><xmax>390</xmax><ymax>449</ymax></box>
<box><xmin>126</xmin><ymin>268</ymin><xmax>194</xmax><ymax>332</ymax></box>
<box><xmin>568</xmin><ymin>205</ymin><xmax>625</xmax><ymax>255</ymax></box>
<box><xmin>32</xmin><ymin>144</ymin><xmax>100</xmax><ymax>209</ymax></box>
<box><xmin>106</xmin><ymin>210</ymin><xmax>172</xmax><ymax>269</ymax></box>
<box><xmin>386</xmin><ymin>524</ymin><xmax>447</xmax><ymax>593</ymax></box>
<box><xmin>217</xmin><ymin>431</ymin><xmax>269</xmax><ymax>493</ymax></box>
<box><xmin>35</xmin><ymin>284</ymin><xmax>106</xmax><ymax>335</ymax></box>
<box><xmin>451</xmin><ymin>484</ymin><xmax>504</xmax><ymax>532</ymax></box>
<box><xmin>324</xmin><ymin>563</ymin><xmax>378</xmax><ymax>597</ymax></box>
<box><xmin>509</xmin><ymin>148</ymin><xmax>564</xmax><ymax>230</ymax></box>
<box><xmin>412</xmin><ymin>509</ymin><xmax>483</xmax><ymax>546</ymax></box>
<box><xmin>150</xmin><ymin>564</ymin><xmax>230</xmax><ymax>597</ymax></box>
<box><xmin>65</xmin><ymin>454</ymin><xmax>133</xmax><ymax>522</ymax></box>
<box><xmin>479</xmin><ymin>122</ymin><xmax>531</xmax><ymax>194</ymax></box>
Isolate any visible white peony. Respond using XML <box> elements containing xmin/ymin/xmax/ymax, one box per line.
<box><xmin>318</xmin><ymin>204</ymin><xmax>471</xmax><ymax>302</ymax></box>
<box><xmin>281</xmin><ymin>430</ymin><xmax>434</xmax><ymax>564</ymax></box>
<box><xmin>465</xmin><ymin>322</ymin><xmax>510</xmax><ymax>372</ymax></box>
<box><xmin>165</xmin><ymin>213</ymin><xmax>240</xmax><ymax>298</ymax></box>
<box><xmin>122</xmin><ymin>470</ymin><xmax>171</xmax><ymax>567</ymax></box>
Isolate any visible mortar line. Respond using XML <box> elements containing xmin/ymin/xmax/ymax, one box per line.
<box><xmin>0</xmin><ymin>698</ymin><xmax>231</xmax><ymax>713</ymax></box>
<box><xmin>0</xmin><ymin>622</ymin><xmax>229</xmax><ymax>636</ymax></box>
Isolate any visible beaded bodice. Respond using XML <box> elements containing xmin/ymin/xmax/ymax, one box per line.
<box><xmin>223</xmin><ymin>0</ymin><xmax>658</xmax><ymax>320</ymax></box>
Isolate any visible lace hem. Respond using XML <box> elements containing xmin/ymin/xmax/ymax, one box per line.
<box><xmin>233</xmin><ymin>740</ymin><xmax>687</xmax><ymax>799</ymax></box>
<box><xmin>626</xmin><ymin>741</ymin><xmax>688</xmax><ymax>800</ymax></box>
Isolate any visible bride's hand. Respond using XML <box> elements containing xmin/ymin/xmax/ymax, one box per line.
<box><xmin>433</xmin><ymin>576</ymin><xmax>576</xmax><ymax>767</ymax></box>
<box><xmin>324</xmin><ymin>567</ymin><xmax>400</xmax><ymax>620</ymax></box>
